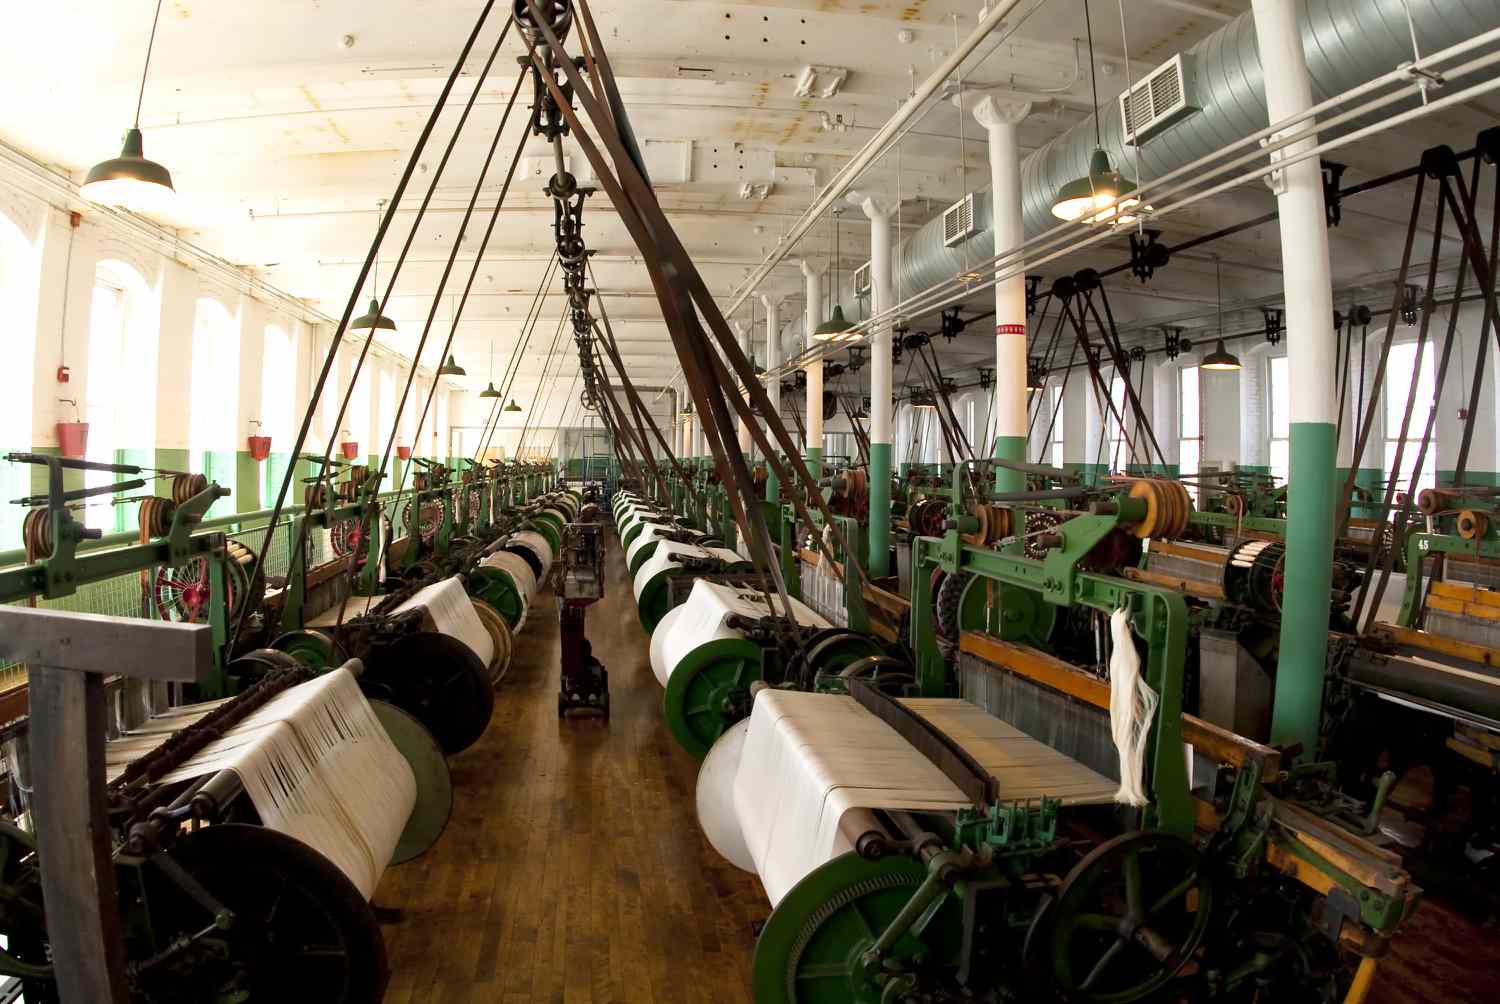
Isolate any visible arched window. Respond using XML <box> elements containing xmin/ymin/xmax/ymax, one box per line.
<box><xmin>345</xmin><ymin>357</ymin><xmax>370</xmax><ymax>460</ymax></box>
<box><xmin>189</xmin><ymin>296</ymin><xmax>239</xmax><ymax>516</ymax></box>
<box><xmin>85</xmin><ymin>259</ymin><xmax>158</xmax><ymax>529</ymax></box>
<box><xmin>0</xmin><ymin>212</ymin><xmax>39</xmax><ymax>550</ymax></box>
<box><xmin>260</xmin><ymin>323</ymin><xmax>296</xmax><ymax>503</ymax></box>
<box><xmin>377</xmin><ymin>365</ymin><xmax>396</xmax><ymax>459</ymax></box>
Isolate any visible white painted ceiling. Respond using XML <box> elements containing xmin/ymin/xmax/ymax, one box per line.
<box><xmin>3</xmin><ymin>0</ymin><xmax>1494</xmax><ymax>392</ymax></box>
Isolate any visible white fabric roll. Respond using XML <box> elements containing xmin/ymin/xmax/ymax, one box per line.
<box><xmin>649</xmin><ymin>602</ymin><xmax>691</xmax><ymax>687</ymax></box>
<box><xmin>626</xmin><ymin>523</ymin><xmax>668</xmax><ymax>570</ymax></box>
<box><xmin>480</xmin><ymin>549</ymin><xmax>538</xmax><ymax>602</ymax></box>
<box><xmin>154</xmin><ymin>668</ymin><xmax>416</xmax><ymax>899</ymax></box>
<box><xmin>656</xmin><ymin>579</ymin><xmax>830</xmax><ymax>693</ymax></box>
<box><xmin>697</xmin><ymin>719</ymin><xmax>755</xmax><ymax>872</ymax></box>
<box><xmin>394</xmin><ymin>576</ymin><xmax>494</xmax><ymax>668</ymax></box>
<box><xmin>633</xmin><ymin>542</ymin><xmax>712</xmax><ymax>605</ymax></box>
<box><xmin>508</xmin><ymin>530</ymin><xmax>555</xmax><ymax>582</ymax></box>
<box><xmin>733</xmin><ymin>691</ymin><xmax>1118</xmax><ymax>907</ymax></box>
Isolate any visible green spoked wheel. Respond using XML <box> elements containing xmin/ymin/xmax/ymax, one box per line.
<box><xmin>129</xmin><ymin>824</ymin><xmax>387</xmax><ymax>1003</ymax></box>
<box><xmin>962</xmin><ymin>577</ymin><xmax>1055</xmax><ymax>649</ymax></box>
<box><xmin>1045</xmin><ymin>831</ymin><xmax>1213</xmax><ymax>1004</ymax></box>
<box><xmin>752</xmin><ymin>851</ymin><xmax>965</xmax><ymax>1003</ymax></box>
<box><xmin>362</xmin><ymin>632</ymin><xmax>494</xmax><ymax>754</ymax></box>
<box><xmin>270</xmin><ymin>629</ymin><xmax>340</xmax><ymax>670</ymax></box>
<box><xmin>370</xmin><ymin>700</ymin><xmax>452</xmax><ymax>865</ymax></box>
<box><xmin>636</xmin><ymin>568</ymin><xmax>678</xmax><ymax>635</ymax></box>
<box><xmin>626</xmin><ymin>538</ymin><xmax>661</xmax><ymax>577</ymax></box>
<box><xmin>662</xmin><ymin>637</ymin><xmax>762</xmax><ymax>760</ymax></box>
<box><xmin>799</xmin><ymin>629</ymin><xmax>885</xmax><ymax>688</ymax></box>
<box><xmin>528</xmin><ymin>513</ymin><xmax>563</xmax><ymax>556</ymax></box>
<box><xmin>468</xmin><ymin>565</ymin><xmax>526</xmax><ymax>630</ymax></box>
<box><xmin>0</xmin><ymin>820</ymin><xmax>53</xmax><ymax>994</ymax></box>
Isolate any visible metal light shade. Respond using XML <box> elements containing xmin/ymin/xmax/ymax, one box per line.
<box><xmin>80</xmin><ymin>128</ymin><xmax>174</xmax><ymax>214</ymax></box>
<box><xmin>1027</xmin><ymin>367</ymin><xmax>1045</xmax><ymax>392</ymax></box>
<box><xmin>437</xmin><ymin>354</ymin><xmax>466</xmax><ymax>377</ymax></box>
<box><xmin>479</xmin><ymin>382</ymin><xmax>502</xmax><ymax>399</ymax></box>
<box><xmin>912</xmin><ymin>391</ymin><xmax>937</xmax><ymax>412</ymax></box>
<box><xmin>1051</xmin><ymin>147</ymin><xmax>1138</xmax><ymax>224</ymax></box>
<box><xmin>351</xmin><ymin>298</ymin><xmax>397</xmax><ymax>332</ymax></box>
<box><xmin>503</xmin><ymin>398</ymin><xmax>523</xmax><ymax>413</ymax></box>
<box><xmin>1201</xmin><ymin>338</ymin><xmax>1242</xmax><ymax>371</ymax></box>
<box><xmin>812</xmin><ymin>304</ymin><xmax>857</xmax><ymax>342</ymax></box>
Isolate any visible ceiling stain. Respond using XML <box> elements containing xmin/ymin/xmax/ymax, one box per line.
<box><xmin>300</xmin><ymin>86</ymin><xmax>323</xmax><ymax>112</ymax></box>
<box><xmin>170</xmin><ymin>1</ymin><xmax>191</xmax><ymax>19</ymax></box>
<box><xmin>327</xmin><ymin>118</ymin><xmax>351</xmax><ymax>145</ymax></box>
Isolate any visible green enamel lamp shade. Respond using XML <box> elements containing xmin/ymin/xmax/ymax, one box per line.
<box><xmin>351</xmin><ymin>298</ymin><xmax>398</xmax><ymax>332</ymax></box>
<box><xmin>812</xmin><ymin>304</ymin><xmax>857</xmax><ymax>342</ymax></box>
<box><xmin>81</xmin><ymin>128</ymin><xmax>174</xmax><ymax>214</ymax></box>
<box><xmin>1201</xmin><ymin>338</ymin><xmax>1242</xmax><ymax>371</ymax></box>
<box><xmin>1051</xmin><ymin>147</ymin><xmax>1139</xmax><ymax>224</ymax></box>
<box><xmin>437</xmin><ymin>354</ymin><xmax>466</xmax><ymax>377</ymax></box>
<box><xmin>479</xmin><ymin>382</ymin><xmax>502</xmax><ymax>399</ymax></box>
<box><xmin>503</xmin><ymin>398</ymin><xmax>523</xmax><ymax>413</ymax></box>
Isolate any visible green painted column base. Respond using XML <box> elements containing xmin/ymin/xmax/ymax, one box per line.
<box><xmin>993</xmin><ymin>435</ymin><xmax>1025</xmax><ymax>494</ymax></box>
<box><xmin>1272</xmin><ymin>422</ymin><xmax>1337</xmax><ymax>758</ymax></box>
<box><xmin>806</xmin><ymin>446</ymin><xmax>822</xmax><ymax>482</ymax></box>
<box><xmin>869</xmin><ymin>443</ymin><xmax>891</xmax><ymax>579</ymax></box>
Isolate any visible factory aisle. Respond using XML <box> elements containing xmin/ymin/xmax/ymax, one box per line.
<box><xmin>375</xmin><ymin>529</ymin><xmax>764</xmax><ymax>1003</ymax></box>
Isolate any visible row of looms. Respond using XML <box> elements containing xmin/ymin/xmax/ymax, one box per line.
<box><xmin>1</xmin><ymin>0</ymin><xmax>1499</xmax><ymax>1000</ymax></box>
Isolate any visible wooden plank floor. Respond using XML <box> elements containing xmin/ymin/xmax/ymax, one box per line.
<box><xmin>375</xmin><ymin>531</ymin><xmax>764</xmax><ymax>1003</ymax></box>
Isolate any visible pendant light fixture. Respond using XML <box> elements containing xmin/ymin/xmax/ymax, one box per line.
<box><xmin>479</xmin><ymin>338</ymin><xmax>502</xmax><ymax>397</ymax></box>
<box><xmin>503</xmin><ymin>398</ymin><xmax>523</xmax><ymax>413</ymax></box>
<box><xmin>436</xmin><ymin>294</ymin><xmax>466</xmax><ymax>376</ymax></box>
<box><xmin>1049</xmin><ymin>0</ymin><xmax>1140</xmax><ymax>226</ymax></box>
<box><xmin>813</xmin><ymin>208</ymin><xmax>856</xmax><ymax>342</ymax></box>
<box><xmin>1201</xmin><ymin>258</ymin><xmax>1242</xmax><ymax>371</ymax></box>
<box><xmin>81</xmin><ymin>0</ymin><xmax>176</xmax><ymax>215</ymax></box>
<box><xmin>352</xmin><ymin>201</ymin><xmax>398</xmax><ymax>333</ymax></box>
<box><xmin>912</xmin><ymin>388</ymin><xmax>938</xmax><ymax>412</ymax></box>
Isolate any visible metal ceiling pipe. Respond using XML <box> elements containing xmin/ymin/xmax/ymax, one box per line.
<box><xmin>896</xmin><ymin>0</ymin><xmax>1500</xmax><ymax>299</ymax></box>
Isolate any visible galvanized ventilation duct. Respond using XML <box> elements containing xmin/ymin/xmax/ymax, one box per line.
<box><xmin>897</xmin><ymin>0</ymin><xmax>1499</xmax><ymax>299</ymax></box>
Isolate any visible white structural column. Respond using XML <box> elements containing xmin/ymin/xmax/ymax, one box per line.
<box><xmin>801</xmin><ymin>260</ymin><xmax>825</xmax><ymax>475</ymax></box>
<box><xmin>1254</xmin><ymin>0</ymin><xmax>1338</xmax><ymax>756</ymax></box>
<box><xmin>974</xmin><ymin>96</ymin><xmax>1033</xmax><ymax>493</ymax></box>
<box><xmin>849</xmin><ymin>192</ymin><xmax>896</xmax><ymax>575</ymax></box>
<box><xmin>762</xmin><ymin>293</ymin><xmax>783</xmax><ymax>501</ymax></box>
<box><xmin>734</xmin><ymin>320</ymin><xmax>753</xmax><ymax>456</ymax></box>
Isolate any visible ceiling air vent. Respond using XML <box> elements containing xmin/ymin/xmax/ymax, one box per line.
<box><xmin>852</xmin><ymin>261</ymin><xmax>872</xmax><ymax>298</ymax></box>
<box><xmin>1119</xmin><ymin>53</ymin><xmax>1198</xmax><ymax>147</ymax></box>
<box><xmin>942</xmin><ymin>193</ymin><xmax>977</xmax><ymax>248</ymax></box>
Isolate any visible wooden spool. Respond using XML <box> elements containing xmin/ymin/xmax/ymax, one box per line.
<box><xmin>470</xmin><ymin>600</ymin><xmax>514</xmax><ymax>685</ymax></box>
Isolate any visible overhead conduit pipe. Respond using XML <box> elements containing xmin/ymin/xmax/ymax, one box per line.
<box><xmin>895</xmin><ymin>0</ymin><xmax>1500</xmax><ymax>297</ymax></box>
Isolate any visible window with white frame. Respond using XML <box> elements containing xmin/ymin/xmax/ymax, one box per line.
<box><xmin>1050</xmin><ymin>385</ymin><xmax>1064</xmax><ymax>469</ymax></box>
<box><xmin>1384</xmin><ymin>340</ymin><xmax>1437</xmax><ymax>494</ymax></box>
<box><xmin>260</xmin><ymin>324</ymin><xmax>295</xmax><ymax>501</ymax></box>
<box><xmin>0</xmin><ymin>215</ymin><xmax>36</xmax><ymax>550</ymax></box>
<box><xmin>84</xmin><ymin>277</ymin><xmax>126</xmax><ymax>502</ymax></box>
<box><xmin>1107</xmin><ymin>375</ymin><xmax>1129</xmax><ymax>470</ymax></box>
<box><xmin>189</xmin><ymin>297</ymin><xmax>239</xmax><ymax>517</ymax></box>
<box><xmin>1269</xmin><ymin>355</ymin><xmax>1290</xmax><ymax>483</ymax></box>
<box><xmin>1178</xmin><ymin>365</ymin><xmax>1201</xmax><ymax>501</ymax></box>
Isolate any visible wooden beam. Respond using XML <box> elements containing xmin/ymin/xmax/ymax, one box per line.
<box><xmin>0</xmin><ymin>610</ymin><xmax>214</xmax><ymax>1004</ymax></box>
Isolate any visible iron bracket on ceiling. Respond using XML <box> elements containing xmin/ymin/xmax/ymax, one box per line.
<box><xmin>1321</xmin><ymin>161</ymin><xmax>1347</xmax><ymax>228</ymax></box>
<box><xmin>940</xmin><ymin>309</ymin><xmax>966</xmax><ymax>342</ymax></box>
<box><xmin>1025</xmin><ymin>275</ymin><xmax>1043</xmax><ymax>317</ymax></box>
<box><xmin>1262</xmin><ymin>308</ymin><xmax>1283</xmax><ymax>346</ymax></box>
<box><xmin>1128</xmin><ymin>229</ymin><xmax>1170</xmax><ymax>283</ymax></box>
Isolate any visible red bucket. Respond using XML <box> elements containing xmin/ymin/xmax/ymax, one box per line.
<box><xmin>248</xmin><ymin>435</ymin><xmax>272</xmax><ymax>461</ymax></box>
<box><xmin>340</xmin><ymin>441</ymin><xmax>360</xmax><ymax>461</ymax></box>
<box><xmin>396</xmin><ymin>445</ymin><xmax>413</xmax><ymax>460</ymax></box>
<box><xmin>56</xmin><ymin>421</ymin><xmax>89</xmax><ymax>459</ymax></box>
